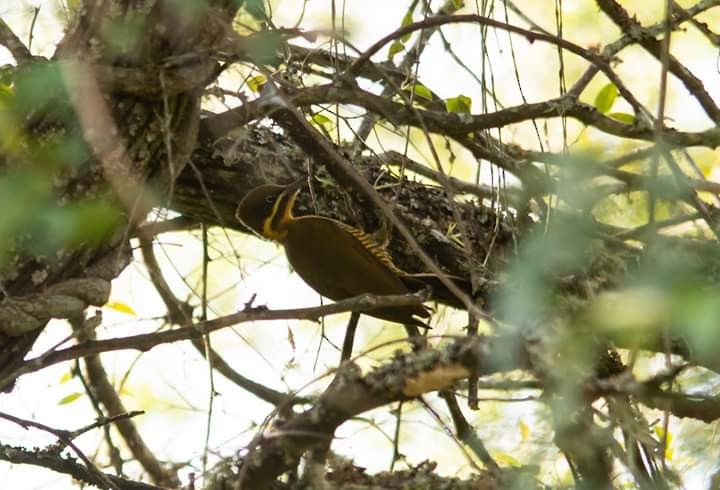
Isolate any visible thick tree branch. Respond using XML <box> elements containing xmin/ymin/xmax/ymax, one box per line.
<box><xmin>237</xmin><ymin>335</ymin><xmax>530</xmax><ymax>489</ymax></box>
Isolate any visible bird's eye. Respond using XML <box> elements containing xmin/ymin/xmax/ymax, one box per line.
<box><xmin>265</xmin><ymin>195</ymin><xmax>275</xmax><ymax>204</ymax></box>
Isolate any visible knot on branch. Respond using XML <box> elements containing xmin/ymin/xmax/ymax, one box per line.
<box><xmin>364</xmin><ymin>337</ymin><xmax>500</xmax><ymax>398</ymax></box>
<box><xmin>0</xmin><ymin>243</ymin><xmax>131</xmax><ymax>337</ymax></box>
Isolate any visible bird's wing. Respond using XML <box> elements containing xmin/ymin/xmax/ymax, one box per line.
<box><xmin>331</xmin><ymin>221</ymin><xmax>407</xmax><ymax>276</ymax></box>
<box><xmin>285</xmin><ymin>216</ymin><xmax>409</xmax><ymax>299</ymax></box>
<box><xmin>332</xmin><ymin>222</ymin><xmax>473</xmax><ymax>308</ymax></box>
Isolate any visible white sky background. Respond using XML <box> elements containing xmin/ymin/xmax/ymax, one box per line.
<box><xmin>1</xmin><ymin>0</ymin><xmax>720</xmax><ymax>488</ymax></box>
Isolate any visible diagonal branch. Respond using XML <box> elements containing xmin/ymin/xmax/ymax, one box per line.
<box><xmin>3</xmin><ymin>291</ymin><xmax>430</xmax><ymax>385</ymax></box>
<box><xmin>0</xmin><ymin>411</ymin><xmax>120</xmax><ymax>489</ymax></box>
<box><xmin>237</xmin><ymin>335</ymin><xmax>529</xmax><ymax>489</ymax></box>
<box><xmin>0</xmin><ymin>18</ymin><xmax>33</xmax><ymax>62</ymax></box>
<box><xmin>72</xmin><ymin>315</ymin><xmax>180</xmax><ymax>488</ymax></box>
<box><xmin>596</xmin><ymin>0</ymin><xmax>720</xmax><ymax>123</ymax></box>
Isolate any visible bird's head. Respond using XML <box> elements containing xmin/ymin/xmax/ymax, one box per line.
<box><xmin>235</xmin><ymin>178</ymin><xmax>305</xmax><ymax>241</ymax></box>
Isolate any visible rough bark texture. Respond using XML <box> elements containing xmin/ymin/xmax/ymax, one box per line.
<box><xmin>0</xmin><ymin>0</ymin><xmax>233</xmax><ymax>384</ymax></box>
<box><xmin>176</xmin><ymin>125</ymin><xmax>516</xmax><ymax>283</ymax></box>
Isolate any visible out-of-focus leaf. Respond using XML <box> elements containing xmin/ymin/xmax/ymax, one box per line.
<box><xmin>170</xmin><ymin>0</ymin><xmax>211</xmax><ymax>16</ymax></box>
<box><xmin>0</xmin><ymin>83</ymin><xmax>13</xmax><ymax>107</ymax></box>
<box><xmin>246</xmin><ymin>75</ymin><xmax>266</xmax><ymax>93</ymax></box>
<box><xmin>495</xmin><ymin>453</ymin><xmax>521</xmax><ymax>467</ymax></box>
<box><xmin>388</xmin><ymin>40</ymin><xmax>405</xmax><ymax>58</ymax></box>
<box><xmin>0</xmin><ymin>169</ymin><xmax>53</xmax><ymax>266</ymax></box>
<box><xmin>594</xmin><ymin>83</ymin><xmax>617</xmax><ymax>114</ymax></box>
<box><xmin>310</xmin><ymin>113</ymin><xmax>332</xmax><ymax>128</ymax></box>
<box><xmin>244</xmin><ymin>0</ymin><xmax>267</xmax><ymax>20</ymax></box>
<box><xmin>58</xmin><ymin>392</ymin><xmax>82</xmax><ymax>405</ymax></box>
<box><xmin>412</xmin><ymin>84</ymin><xmax>433</xmax><ymax>101</ymax></box>
<box><xmin>13</xmin><ymin>61</ymin><xmax>73</xmax><ymax>125</ymax></box>
<box><xmin>105</xmin><ymin>301</ymin><xmax>137</xmax><ymax>316</ymax></box>
<box><xmin>498</xmin><ymin>213</ymin><xmax>597</xmax><ymax>330</ymax></box>
<box><xmin>66</xmin><ymin>199</ymin><xmax>124</xmax><ymax>246</ymax></box>
<box><xmin>59</xmin><ymin>371</ymin><xmax>73</xmax><ymax>384</ymax></box>
<box><xmin>400</xmin><ymin>11</ymin><xmax>414</xmax><ymax>42</ymax></box>
<box><xmin>34</xmin><ymin>132</ymin><xmax>91</xmax><ymax>170</ymax></box>
<box><xmin>519</xmin><ymin>420</ymin><xmax>529</xmax><ymax>441</ymax></box>
<box><xmin>241</xmin><ymin>31</ymin><xmax>283</xmax><ymax>66</ymax></box>
<box><xmin>22</xmin><ymin>198</ymin><xmax>123</xmax><ymax>257</ymax></box>
<box><xmin>654</xmin><ymin>427</ymin><xmax>673</xmax><ymax>460</ymax></box>
<box><xmin>609</xmin><ymin>112</ymin><xmax>635</xmax><ymax>124</ymax></box>
<box><xmin>100</xmin><ymin>15</ymin><xmax>146</xmax><ymax>57</ymax></box>
<box><xmin>586</xmin><ymin>288</ymin><xmax>670</xmax><ymax>333</ymax></box>
<box><xmin>672</xmin><ymin>286</ymin><xmax>720</xmax><ymax>360</ymax></box>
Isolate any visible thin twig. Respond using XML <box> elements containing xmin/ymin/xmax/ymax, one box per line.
<box><xmin>0</xmin><ymin>443</ymin><xmax>163</xmax><ymax>490</ymax></box>
<box><xmin>340</xmin><ymin>311</ymin><xmax>360</xmax><ymax>362</ymax></box>
<box><xmin>5</xmin><ymin>291</ymin><xmax>431</xmax><ymax>384</ymax></box>
<box><xmin>0</xmin><ymin>411</ymin><xmax>121</xmax><ymax>490</ymax></box>
<box><xmin>72</xmin><ymin>316</ymin><xmax>180</xmax><ymax>487</ymax></box>
<box><xmin>440</xmin><ymin>390</ymin><xmax>500</xmax><ymax>472</ymax></box>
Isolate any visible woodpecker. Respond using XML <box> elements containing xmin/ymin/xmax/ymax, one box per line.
<box><xmin>235</xmin><ymin>179</ymin><xmax>436</xmax><ymax>326</ymax></box>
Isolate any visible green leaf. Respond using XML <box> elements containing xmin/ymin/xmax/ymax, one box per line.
<box><xmin>400</xmin><ymin>11</ymin><xmax>414</xmax><ymax>42</ymax></box>
<box><xmin>388</xmin><ymin>40</ymin><xmax>405</xmax><ymax>58</ymax></box>
<box><xmin>311</xmin><ymin>113</ymin><xmax>332</xmax><ymax>127</ymax></box>
<box><xmin>58</xmin><ymin>392</ymin><xmax>82</xmax><ymax>405</ymax></box>
<box><xmin>609</xmin><ymin>112</ymin><xmax>635</xmax><ymax>124</ymax></box>
<box><xmin>59</xmin><ymin>371</ymin><xmax>73</xmax><ymax>384</ymax></box>
<box><xmin>594</xmin><ymin>83</ymin><xmax>617</xmax><ymax>114</ymax></box>
<box><xmin>495</xmin><ymin>452</ymin><xmax>521</xmax><ymax>467</ymax></box>
<box><xmin>445</xmin><ymin>94</ymin><xmax>472</xmax><ymax>113</ymax></box>
<box><xmin>412</xmin><ymin>83</ymin><xmax>433</xmax><ymax>101</ymax></box>
<box><xmin>246</xmin><ymin>75</ymin><xmax>266</xmax><ymax>93</ymax></box>
<box><xmin>452</xmin><ymin>0</ymin><xmax>464</xmax><ymax>8</ymax></box>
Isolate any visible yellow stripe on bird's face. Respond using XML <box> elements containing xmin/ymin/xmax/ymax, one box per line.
<box><xmin>262</xmin><ymin>187</ymin><xmax>300</xmax><ymax>241</ymax></box>
<box><xmin>236</xmin><ymin>184</ymin><xmax>288</xmax><ymax>240</ymax></box>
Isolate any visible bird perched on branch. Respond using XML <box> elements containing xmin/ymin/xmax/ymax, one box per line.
<box><xmin>235</xmin><ymin>178</ymin><xmax>467</xmax><ymax>327</ymax></box>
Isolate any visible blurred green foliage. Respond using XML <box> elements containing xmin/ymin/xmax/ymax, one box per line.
<box><xmin>100</xmin><ymin>14</ymin><xmax>147</xmax><ymax>59</ymax></box>
<box><xmin>0</xmin><ymin>61</ymin><xmax>122</xmax><ymax>270</ymax></box>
